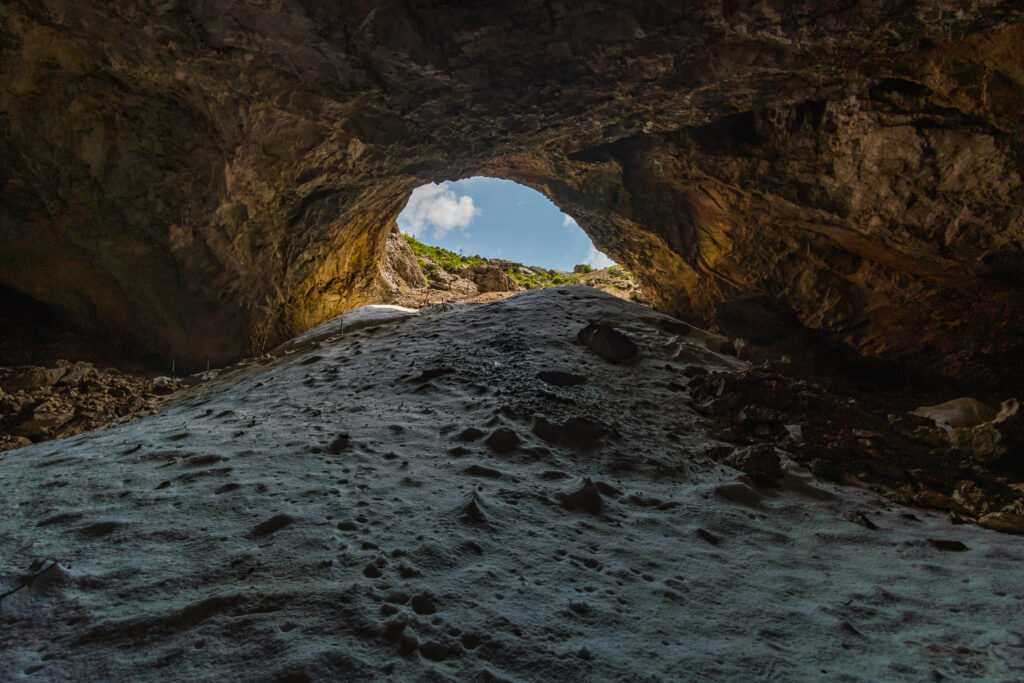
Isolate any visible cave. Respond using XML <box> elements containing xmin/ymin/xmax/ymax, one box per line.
<box><xmin>1</xmin><ymin>3</ymin><xmax>1023</xmax><ymax>679</ymax></box>
<box><xmin>2</xmin><ymin>2</ymin><xmax>1021</xmax><ymax>390</ymax></box>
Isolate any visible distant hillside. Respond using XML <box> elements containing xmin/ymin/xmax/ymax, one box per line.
<box><xmin>384</xmin><ymin>230</ymin><xmax>647</xmax><ymax>309</ymax></box>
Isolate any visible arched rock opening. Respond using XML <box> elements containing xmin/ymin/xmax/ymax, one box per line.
<box><xmin>1</xmin><ymin>2</ymin><xmax>1022</xmax><ymax>393</ymax></box>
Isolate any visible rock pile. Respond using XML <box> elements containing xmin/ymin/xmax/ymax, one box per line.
<box><xmin>0</xmin><ymin>361</ymin><xmax>178</xmax><ymax>452</ymax></box>
<box><xmin>689</xmin><ymin>362</ymin><xmax>1024</xmax><ymax>534</ymax></box>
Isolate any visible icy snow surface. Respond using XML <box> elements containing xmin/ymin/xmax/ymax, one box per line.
<box><xmin>280</xmin><ymin>304</ymin><xmax>420</xmax><ymax>350</ymax></box>
<box><xmin>1</xmin><ymin>287</ymin><xmax>1021</xmax><ymax>680</ymax></box>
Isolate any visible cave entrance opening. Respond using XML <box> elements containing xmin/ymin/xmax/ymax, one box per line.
<box><xmin>395</xmin><ymin>177</ymin><xmax>623</xmax><ymax>295</ymax></box>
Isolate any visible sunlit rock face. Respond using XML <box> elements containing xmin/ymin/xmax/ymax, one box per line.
<box><xmin>1</xmin><ymin>2</ymin><xmax>1022</xmax><ymax>386</ymax></box>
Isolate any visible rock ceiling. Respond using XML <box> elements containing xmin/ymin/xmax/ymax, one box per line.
<box><xmin>1</xmin><ymin>1</ymin><xmax>1022</xmax><ymax>390</ymax></box>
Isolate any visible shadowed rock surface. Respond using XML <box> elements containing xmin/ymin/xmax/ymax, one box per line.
<box><xmin>2</xmin><ymin>288</ymin><xmax>1022</xmax><ymax>680</ymax></box>
<box><xmin>2</xmin><ymin>2</ymin><xmax>1023</xmax><ymax>393</ymax></box>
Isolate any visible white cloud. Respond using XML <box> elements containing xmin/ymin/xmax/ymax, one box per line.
<box><xmin>398</xmin><ymin>183</ymin><xmax>480</xmax><ymax>238</ymax></box>
<box><xmin>583</xmin><ymin>245</ymin><xmax>615</xmax><ymax>269</ymax></box>
<box><xmin>562</xmin><ymin>214</ymin><xmax>578</xmax><ymax>228</ymax></box>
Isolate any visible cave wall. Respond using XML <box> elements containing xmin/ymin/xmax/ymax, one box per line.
<box><xmin>489</xmin><ymin>62</ymin><xmax>1024</xmax><ymax>390</ymax></box>
<box><xmin>1</xmin><ymin>1</ymin><xmax>1022</xmax><ymax>387</ymax></box>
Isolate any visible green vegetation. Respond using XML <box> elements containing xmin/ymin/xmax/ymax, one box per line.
<box><xmin>403</xmin><ymin>233</ymin><xmax>486</xmax><ymax>271</ymax></box>
<box><xmin>403</xmin><ymin>231</ymin><xmax>635</xmax><ymax>292</ymax></box>
<box><xmin>505</xmin><ymin>266</ymin><xmax>561</xmax><ymax>290</ymax></box>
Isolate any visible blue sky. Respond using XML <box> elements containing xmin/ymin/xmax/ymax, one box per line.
<box><xmin>396</xmin><ymin>177</ymin><xmax>615</xmax><ymax>271</ymax></box>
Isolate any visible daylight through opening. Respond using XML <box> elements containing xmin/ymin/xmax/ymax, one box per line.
<box><xmin>398</xmin><ymin>177</ymin><xmax>613</xmax><ymax>271</ymax></box>
<box><xmin>393</xmin><ymin>177</ymin><xmax>643</xmax><ymax>304</ymax></box>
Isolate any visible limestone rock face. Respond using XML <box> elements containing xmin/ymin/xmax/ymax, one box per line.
<box><xmin>1</xmin><ymin>2</ymin><xmax>1023</xmax><ymax>389</ymax></box>
<box><xmin>383</xmin><ymin>227</ymin><xmax>427</xmax><ymax>292</ymax></box>
<box><xmin>463</xmin><ymin>265</ymin><xmax>517</xmax><ymax>294</ymax></box>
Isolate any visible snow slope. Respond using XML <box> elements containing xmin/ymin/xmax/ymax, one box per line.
<box><xmin>1</xmin><ymin>287</ymin><xmax>1021</xmax><ymax>681</ymax></box>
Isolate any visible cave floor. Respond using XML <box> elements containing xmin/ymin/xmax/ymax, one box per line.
<box><xmin>1</xmin><ymin>287</ymin><xmax>1021</xmax><ymax>681</ymax></box>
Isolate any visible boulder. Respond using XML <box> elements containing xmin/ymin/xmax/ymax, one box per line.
<box><xmin>57</xmin><ymin>362</ymin><xmax>97</xmax><ymax>385</ymax></box>
<box><xmin>724</xmin><ymin>444</ymin><xmax>783</xmax><ymax>488</ymax></box>
<box><xmin>912</xmin><ymin>398</ymin><xmax>998</xmax><ymax>429</ymax></box>
<box><xmin>16</xmin><ymin>400</ymin><xmax>75</xmax><ymax>439</ymax></box>
<box><xmin>466</xmin><ymin>265</ymin><xmax>517</xmax><ymax>293</ymax></box>
<box><xmin>577</xmin><ymin>324</ymin><xmax>638</xmax><ymax>364</ymax></box>
<box><xmin>0</xmin><ymin>366</ymin><xmax>68</xmax><ymax>393</ymax></box>
<box><xmin>978</xmin><ymin>511</ymin><xmax>1024</xmax><ymax>536</ymax></box>
<box><xmin>945</xmin><ymin>398</ymin><xmax>1021</xmax><ymax>462</ymax></box>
